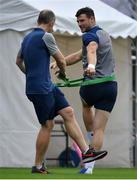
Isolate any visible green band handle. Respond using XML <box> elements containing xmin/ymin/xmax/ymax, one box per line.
<box><xmin>56</xmin><ymin>74</ymin><xmax>116</xmax><ymax>87</ymax></box>
<box><xmin>81</xmin><ymin>74</ymin><xmax>116</xmax><ymax>86</ymax></box>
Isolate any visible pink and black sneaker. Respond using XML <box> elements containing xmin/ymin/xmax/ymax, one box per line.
<box><xmin>82</xmin><ymin>148</ymin><xmax>107</xmax><ymax>163</ymax></box>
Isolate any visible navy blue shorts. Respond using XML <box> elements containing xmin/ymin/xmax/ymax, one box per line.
<box><xmin>79</xmin><ymin>81</ymin><xmax>117</xmax><ymax>112</ymax></box>
<box><xmin>27</xmin><ymin>86</ymin><xmax>69</xmax><ymax>125</ymax></box>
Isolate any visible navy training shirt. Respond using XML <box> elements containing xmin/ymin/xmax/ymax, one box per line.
<box><xmin>20</xmin><ymin>28</ymin><xmax>58</xmax><ymax>94</ymax></box>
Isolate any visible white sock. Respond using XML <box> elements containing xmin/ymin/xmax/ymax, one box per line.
<box><xmin>85</xmin><ymin>161</ymin><xmax>95</xmax><ymax>169</ymax></box>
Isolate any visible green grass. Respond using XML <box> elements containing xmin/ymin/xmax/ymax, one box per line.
<box><xmin>0</xmin><ymin>167</ymin><xmax>137</xmax><ymax>179</ymax></box>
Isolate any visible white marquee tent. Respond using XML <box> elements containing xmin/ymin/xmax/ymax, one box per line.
<box><xmin>0</xmin><ymin>0</ymin><xmax>137</xmax><ymax>167</ymax></box>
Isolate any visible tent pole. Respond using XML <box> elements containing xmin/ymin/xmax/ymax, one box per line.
<box><xmin>135</xmin><ymin>37</ymin><xmax>137</xmax><ymax>167</ymax></box>
<box><xmin>133</xmin><ymin>0</ymin><xmax>137</xmax><ymax>167</ymax></box>
<box><xmin>131</xmin><ymin>37</ymin><xmax>137</xmax><ymax>167</ymax></box>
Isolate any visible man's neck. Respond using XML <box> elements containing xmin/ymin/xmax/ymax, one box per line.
<box><xmin>38</xmin><ymin>24</ymin><xmax>50</xmax><ymax>32</ymax></box>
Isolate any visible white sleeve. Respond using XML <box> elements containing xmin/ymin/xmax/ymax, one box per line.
<box><xmin>42</xmin><ymin>33</ymin><xmax>58</xmax><ymax>55</ymax></box>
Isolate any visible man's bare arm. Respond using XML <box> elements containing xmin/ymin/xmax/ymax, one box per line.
<box><xmin>52</xmin><ymin>49</ymin><xmax>66</xmax><ymax>78</ymax></box>
<box><xmin>50</xmin><ymin>49</ymin><xmax>82</xmax><ymax>72</ymax></box>
<box><xmin>16</xmin><ymin>55</ymin><xmax>26</xmax><ymax>74</ymax></box>
<box><xmin>86</xmin><ymin>41</ymin><xmax>98</xmax><ymax>76</ymax></box>
<box><xmin>65</xmin><ymin>49</ymin><xmax>82</xmax><ymax>66</ymax></box>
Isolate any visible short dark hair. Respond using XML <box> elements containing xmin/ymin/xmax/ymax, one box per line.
<box><xmin>37</xmin><ymin>10</ymin><xmax>55</xmax><ymax>24</ymax></box>
<box><xmin>75</xmin><ymin>7</ymin><xmax>95</xmax><ymax>18</ymax></box>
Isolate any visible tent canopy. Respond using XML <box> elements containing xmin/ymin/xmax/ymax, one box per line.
<box><xmin>0</xmin><ymin>0</ymin><xmax>134</xmax><ymax>167</ymax></box>
<box><xmin>0</xmin><ymin>0</ymin><xmax>137</xmax><ymax>38</ymax></box>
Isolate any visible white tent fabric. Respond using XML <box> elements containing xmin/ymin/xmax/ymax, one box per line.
<box><xmin>1</xmin><ymin>0</ymin><xmax>137</xmax><ymax>38</ymax></box>
<box><xmin>0</xmin><ymin>0</ymin><xmax>39</xmax><ymax>31</ymax></box>
<box><xmin>24</xmin><ymin>0</ymin><xmax>137</xmax><ymax>38</ymax></box>
<box><xmin>101</xmin><ymin>0</ymin><xmax>137</xmax><ymax>20</ymax></box>
<box><xmin>0</xmin><ymin>0</ymin><xmax>136</xmax><ymax>167</ymax></box>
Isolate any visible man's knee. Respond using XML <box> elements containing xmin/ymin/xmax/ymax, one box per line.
<box><xmin>64</xmin><ymin>106</ymin><xmax>74</xmax><ymax>117</ymax></box>
<box><xmin>59</xmin><ymin>106</ymin><xmax>75</xmax><ymax>120</ymax></box>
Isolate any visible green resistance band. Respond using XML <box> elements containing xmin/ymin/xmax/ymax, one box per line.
<box><xmin>56</xmin><ymin>74</ymin><xmax>116</xmax><ymax>87</ymax></box>
<box><xmin>56</xmin><ymin>77</ymin><xmax>83</xmax><ymax>87</ymax></box>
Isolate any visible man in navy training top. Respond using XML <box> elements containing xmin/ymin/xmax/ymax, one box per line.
<box><xmin>16</xmin><ymin>9</ymin><xmax>107</xmax><ymax>174</ymax></box>
<box><xmin>52</xmin><ymin>7</ymin><xmax>117</xmax><ymax>174</ymax></box>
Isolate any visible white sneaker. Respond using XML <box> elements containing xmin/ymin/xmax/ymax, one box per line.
<box><xmin>79</xmin><ymin>167</ymin><xmax>93</xmax><ymax>174</ymax></box>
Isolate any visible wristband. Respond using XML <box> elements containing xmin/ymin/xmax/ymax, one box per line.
<box><xmin>88</xmin><ymin>64</ymin><xmax>95</xmax><ymax>69</ymax></box>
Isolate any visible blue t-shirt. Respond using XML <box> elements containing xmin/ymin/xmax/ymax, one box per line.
<box><xmin>20</xmin><ymin>28</ymin><xmax>58</xmax><ymax>94</ymax></box>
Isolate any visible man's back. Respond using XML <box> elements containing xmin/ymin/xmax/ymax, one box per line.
<box><xmin>21</xmin><ymin>28</ymin><xmax>54</xmax><ymax>94</ymax></box>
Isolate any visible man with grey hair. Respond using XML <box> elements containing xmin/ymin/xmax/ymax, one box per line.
<box><xmin>16</xmin><ymin>9</ymin><xmax>107</xmax><ymax>174</ymax></box>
